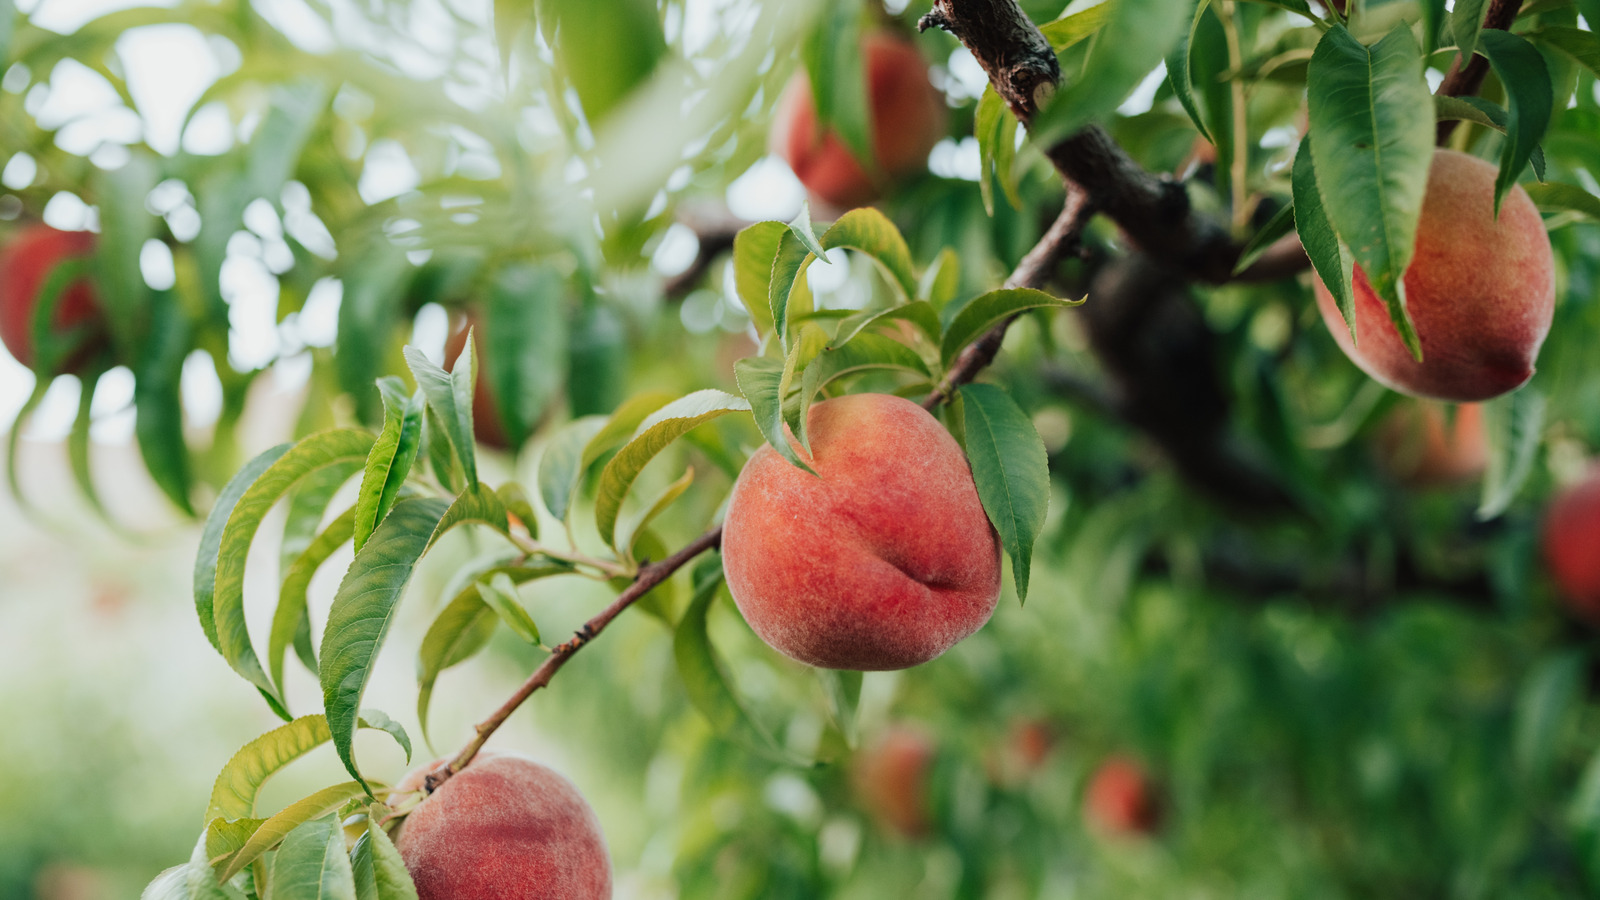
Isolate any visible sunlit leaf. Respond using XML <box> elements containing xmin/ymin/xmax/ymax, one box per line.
<box><xmin>959</xmin><ymin>384</ymin><xmax>1050</xmax><ymax>603</ymax></box>
<box><xmin>940</xmin><ymin>288</ymin><xmax>1083</xmax><ymax>366</ymax></box>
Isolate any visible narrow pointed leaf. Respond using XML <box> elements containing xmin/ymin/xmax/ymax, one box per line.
<box><xmin>195</xmin><ymin>444</ymin><xmax>293</xmax><ymax>657</ymax></box>
<box><xmin>1307</xmin><ymin>24</ymin><xmax>1432</xmax><ymax>357</ymax></box>
<box><xmin>1525</xmin><ymin>182</ymin><xmax>1600</xmax><ymax>220</ymax></box>
<box><xmin>959</xmin><ymin>384</ymin><xmax>1050</xmax><ymax>603</ymax></box>
<box><xmin>350</xmin><ymin>817</ymin><xmax>417</xmax><ymax>900</ymax></box>
<box><xmin>940</xmin><ymin>288</ymin><xmax>1083</xmax><ymax>366</ymax></box>
<box><xmin>626</xmin><ymin>468</ymin><xmax>695</xmax><ymax>561</ymax></box>
<box><xmin>788</xmin><ymin>203</ymin><xmax>829</xmax><ymax>261</ymax></box>
<box><xmin>270</xmin><ymin>508</ymin><xmax>356</xmax><ymax>694</ymax></box>
<box><xmin>918</xmin><ymin>248</ymin><xmax>961</xmax><ymax>311</ymax></box>
<box><xmin>732</xmin><ymin>221</ymin><xmax>785</xmax><ymax>336</ymax></box>
<box><xmin>1291</xmin><ymin>141</ymin><xmax>1356</xmax><ymax>341</ymax></box>
<box><xmin>1453</xmin><ymin>0</ymin><xmax>1491</xmax><ymax>60</ymax></box>
<box><xmin>833</xmin><ymin>301</ymin><xmax>941</xmax><ymax>349</ymax></box>
<box><xmin>212</xmin><ymin>430</ymin><xmax>375</xmax><ymax>716</ymax></box>
<box><xmin>806</xmin><ymin>333</ymin><xmax>931</xmax><ymax>395</ymax></box>
<box><xmin>1030</xmin><ymin>0</ymin><xmax>1190</xmax><ymax>145</ymax></box>
<box><xmin>1474</xmin><ymin>29</ymin><xmax>1553</xmax><ymax>212</ymax></box>
<box><xmin>216</xmin><ymin>782</ymin><xmax>373</xmax><ymax>882</ymax></box>
<box><xmin>206</xmin><ymin>713</ymin><xmax>411</xmax><ymax>825</ymax></box>
<box><xmin>735</xmin><ymin>357</ymin><xmax>814</xmax><ymax>476</ymax></box>
<box><xmin>594</xmin><ymin>390</ymin><xmax>752</xmax><ymax>548</ymax></box>
<box><xmin>537</xmin><ymin>416</ymin><xmax>607</xmax><ymax>522</ymax></box>
<box><xmin>353</xmin><ymin>379</ymin><xmax>425</xmax><ymax>553</ymax></box>
<box><xmin>1231</xmin><ymin>201</ymin><xmax>1296</xmax><ymax>276</ymax></box>
<box><xmin>1167</xmin><ymin>0</ymin><xmax>1215</xmax><ymax>143</ymax></box>
<box><xmin>404</xmin><ymin>344</ymin><xmax>478</xmax><ymax>487</ymax></box>
<box><xmin>266</xmin><ymin>816</ymin><xmax>358</xmax><ymax>900</ymax></box>
<box><xmin>478</xmin><ymin>574</ymin><xmax>542</xmax><ymax>645</ymax></box>
<box><xmin>581</xmin><ymin>390</ymin><xmax>676</xmax><ymax>470</ymax></box>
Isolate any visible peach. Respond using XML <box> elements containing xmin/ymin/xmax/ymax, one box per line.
<box><xmin>1314</xmin><ymin>149</ymin><xmax>1553</xmax><ymax>402</ymax></box>
<box><xmin>721</xmin><ymin>393</ymin><xmax>1001</xmax><ymax>670</ymax></box>
<box><xmin>852</xmin><ymin>726</ymin><xmax>935</xmax><ymax>838</ymax></box>
<box><xmin>444</xmin><ymin>314</ymin><xmax>512</xmax><ymax>450</ymax></box>
<box><xmin>770</xmin><ymin>33</ymin><xmax>947</xmax><ymax>210</ymax></box>
<box><xmin>1544</xmin><ymin>466</ymin><xmax>1600</xmax><ymax>621</ymax></box>
<box><xmin>1374</xmin><ymin>401</ymin><xmax>1488</xmax><ymax>488</ymax></box>
<box><xmin>1083</xmin><ymin>756</ymin><xmax>1158</xmax><ymax>836</ymax></box>
<box><xmin>0</xmin><ymin>224</ymin><xmax>104</xmax><ymax>372</ymax></box>
<box><xmin>394</xmin><ymin>751</ymin><xmax>611</xmax><ymax>900</ymax></box>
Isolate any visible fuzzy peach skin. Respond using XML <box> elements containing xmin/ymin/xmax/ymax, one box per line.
<box><xmin>0</xmin><ymin>225</ymin><xmax>103</xmax><ymax>372</ymax></box>
<box><xmin>770</xmin><ymin>32</ymin><xmax>947</xmax><ymax>210</ymax></box>
<box><xmin>722</xmin><ymin>393</ymin><xmax>1001</xmax><ymax>671</ymax></box>
<box><xmin>1544</xmin><ymin>467</ymin><xmax>1600</xmax><ymax>621</ymax></box>
<box><xmin>1375</xmin><ymin>401</ymin><xmax>1487</xmax><ymax>488</ymax></box>
<box><xmin>395</xmin><ymin>751</ymin><xmax>612</xmax><ymax>900</ymax></box>
<box><xmin>1314</xmin><ymin>149</ymin><xmax>1554</xmax><ymax>402</ymax></box>
<box><xmin>1083</xmin><ymin>756</ymin><xmax>1158</xmax><ymax>836</ymax></box>
<box><xmin>853</xmin><ymin>726</ymin><xmax>936</xmax><ymax>838</ymax></box>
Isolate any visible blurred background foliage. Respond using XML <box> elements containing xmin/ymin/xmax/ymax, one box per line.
<box><xmin>2</xmin><ymin>0</ymin><xmax>1600</xmax><ymax>897</ymax></box>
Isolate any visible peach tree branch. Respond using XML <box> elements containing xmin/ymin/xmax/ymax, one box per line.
<box><xmin>1435</xmin><ymin>0</ymin><xmax>1525</xmax><ymax>143</ymax></box>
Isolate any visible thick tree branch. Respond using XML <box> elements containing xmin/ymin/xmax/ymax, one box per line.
<box><xmin>920</xmin><ymin>0</ymin><xmax>1255</xmax><ymax>283</ymax></box>
<box><xmin>1436</xmin><ymin>0</ymin><xmax>1525</xmax><ymax>143</ymax></box>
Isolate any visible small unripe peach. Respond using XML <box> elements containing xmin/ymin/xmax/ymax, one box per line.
<box><xmin>853</xmin><ymin>726</ymin><xmax>935</xmax><ymax>838</ymax></box>
<box><xmin>1544</xmin><ymin>466</ymin><xmax>1600</xmax><ymax>621</ymax></box>
<box><xmin>721</xmin><ymin>393</ymin><xmax>1001</xmax><ymax>671</ymax></box>
<box><xmin>771</xmin><ymin>33</ymin><xmax>947</xmax><ymax>209</ymax></box>
<box><xmin>1083</xmin><ymin>756</ymin><xmax>1158</xmax><ymax>836</ymax></box>
<box><xmin>1374</xmin><ymin>401</ymin><xmax>1488</xmax><ymax>488</ymax></box>
<box><xmin>1314</xmin><ymin>149</ymin><xmax>1554</xmax><ymax>402</ymax></box>
<box><xmin>0</xmin><ymin>224</ymin><xmax>105</xmax><ymax>372</ymax></box>
<box><xmin>394</xmin><ymin>752</ymin><xmax>612</xmax><ymax>900</ymax></box>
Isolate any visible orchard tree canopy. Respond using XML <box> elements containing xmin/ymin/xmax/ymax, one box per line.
<box><xmin>3</xmin><ymin>0</ymin><xmax>1600</xmax><ymax>896</ymax></box>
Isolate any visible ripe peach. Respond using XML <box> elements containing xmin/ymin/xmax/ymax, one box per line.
<box><xmin>1374</xmin><ymin>401</ymin><xmax>1488</xmax><ymax>488</ymax></box>
<box><xmin>721</xmin><ymin>392</ymin><xmax>1001</xmax><ymax>670</ymax></box>
<box><xmin>394</xmin><ymin>752</ymin><xmax>611</xmax><ymax>900</ymax></box>
<box><xmin>0</xmin><ymin>224</ymin><xmax>104</xmax><ymax>372</ymax></box>
<box><xmin>444</xmin><ymin>315</ymin><xmax>512</xmax><ymax>450</ymax></box>
<box><xmin>853</xmin><ymin>726</ymin><xmax>935</xmax><ymax>838</ymax></box>
<box><xmin>1314</xmin><ymin>149</ymin><xmax>1553</xmax><ymax>402</ymax></box>
<box><xmin>1083</xmin><ymin>756</ymin><xmax>1158</xmax><ymax>836</ymax></box>
<box><xmin>1544</xmin><ymin>466</ymin><xmax>1600</xmax><ymax>621</ymax></box>
<box><xmin>770</xmin><ymin>33</ymin><xmax>947</xmax><ymax>210</ymax></box>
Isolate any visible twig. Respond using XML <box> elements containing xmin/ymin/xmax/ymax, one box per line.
<box><xmin>924</xmin><ymin>187</ymin><xmax>1095</xmax><ymax>409</ymax></box>
<box><xmin>1436</xmin><ymin>0</ymin><xmax>1525</xmax><ymax>143</ymax></box>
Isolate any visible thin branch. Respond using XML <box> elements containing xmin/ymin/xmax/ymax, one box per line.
<box><xmin>1435</xmin><ymin>0</ymin><xmax>1525</xmax><ymax>143</ymax></box>
<box><xmin>924</xmin><ymin>187</ymin><xmax>1095</xmax><ymax>409</ymax></box>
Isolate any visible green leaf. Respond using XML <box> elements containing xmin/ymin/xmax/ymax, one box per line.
<box><xmin>1031</xmin><ymin>0</ymin><xmax>1190</xmax><ymax>145</ymax></box>
<box><xmin>581</xmin><ymin>390</ymin><xmax>676</xmax><ymax>470</ymax></box>
<box><xmin>805</xmin><ymin>333</ymin><xmax>931</xmax><ymax>394</ymax></box>
<box><xmin>350</xmin><ymin>817</ymin><xmax>417</xmax><ymax>900</ymax></box>
<box><xmin>940</xmin><ymin>288</ymin><xmax>1083</xmax><ymax>366</ymax></box>
<box><xmin>280</xmin><ymin>461</ymin><xmax>361</xmax><ymax>582</ymax></box>
<box><xmin>134</xmin><ymin>288</ymin><xmax>196</xmax><ymax>515</ymax></box>
<box><xmin>206</xmin><ymin>714</ymin><xmax>411</xmax><ymax>825</ymax></box>
<box><xmin>212</xmin><ymin>429</ymin><xmax>376</xmax><ymax>717</ymax></box>
<box><xmin>801</xmin><ymin>0</ymin><xmax>871</xmax><ymax>166</ymax></box>
<box><xmin>959</xmin><ymin>384</ymin><xmax>1050</xmax><ymax>603</ymax></box>
<box><xmin>768</xmin><ymin>229</ymin><xmax>812</xmax><ymax>345</ymax></box>
<box><xmin>975</xmin><ymin>88</ymin><xmax>1006</xmax><ymax>216</ymax></box>
<box><xmin>673</xmin><ymin>564</ymin><xmax>805</xmax><ymax>764</ymax></box>
<box><xmin>423</xmin><ymin>407</ymin><xmax>461</xmax><ymax>494</ymax></box>
<box><xmin>1474</xmin><ymin>29</ymin><xmax>1554</xmax><ymax>212</ymax></box>
<box><xmin>541</xmin><ymin>0</ymin><xmax>665</xmax><ymax>122</ymax></box>
<box><xmin>416</xmin><ymin>561</ymin><xmax>573</xmax><ymax>746</ymax></box>
<box><xmin>497</xmin><ymin>483</ymin><xmax>537</xmax><ymax>536</ymax></box>
<box><xmin>216</xmin><ymin>782</ymin><xmax>373</xmax><ymax>882</ymax></box>
<box><xmin>1453</xmin><ymin>0</ymin><xmax>1491</xmax><ymax>61</ymax></box>
<box><xmin>268</xmin><ymin>816</ymin><xmax>358</xmax><ymax>900</ymax></box>
<box><xmin>816</xmin><ymin>668</ymin><xmax>863</xmax><ymax>746</ymax></box>
<box><xmin>788</xmin><ymin>202</ymin><xmax>830</xmax><ymax>262</ymax></box>
<box><xmin>769</xmin><ymin>209</ymin><xmax>918</xmax><ymax>344</ymax></box>
<box><xmin>1231</xmin><ymin>200</ymin><xmax>1296</xmax><ymax>276</ymax></box>
<box><xmin>833</xmin><ymin>301</ymin><xmax>942</xmax><ymax>350</ymax></box>
<box><xmin>405</xmin><ymin>344</ymin><xmax>479</xmax><ymax>487</ymax></box>
<box><xmin>1306</xmin><ymin>24</ymin><xmax>1434</xmax><ymax>359</ymax></box>
<box><xmin>142</xmin><ymin>833</ymin><xmax>244</xmax><ymax>900</ymax></box>
<box><xmin>354</xmin><ymin>380</ymin><xmax>424</xmax><ymax>553</ymax></box>
<box><xmin>594</xmin><ymin>390</ymin><xmax>753</xmax><ymax>548</ymax></box>
<box><xmin>735</xmin><ymin>357</ymin><xmax>815</xmax><ymax>475</ymax></box>
<box><xmin>322</xmin><ymin>488</ymin><xmax>510</xmax><ymax>790</ymax></box>
<box><xmin>1528</xmin><ymin>26</ymin><xmax>1600</xmax><ymax>80</ymax></box>
<box><xmin>270</xmin><ymin>508</ymin><xmax>355</xmax><ymax>694</ymax></box>
<box><xmin>1038</xmin><ymin>3</ymin><xmax>1113</xmax><ymax>50</ymax></box>
<box><xmin>732</xmin><ymin>221</ymin><xmax>786</xmax><ymax>337</ymax></box>
<box><xmin>626</xmin><ymin>468</ymin><xmax>695</xmax><ymax>561</ymax></box>
<box><xmin>918</xmin><ymin>249</ymin><xmax>961</xmax><ymax>312</ymax></box>
<box><xmin>1291</xmin><ymin>141</ymin><xmax>1357</xmax><ymax>342</ymax></box>
<box><xmin>88</xmin><ymin>152</ymin><xmax>157</xmax><ymax>357</ymax></box>
<box><xmin>194</xmin><ymin>444</ymin><xmax>292</xmax><ymax>676</ymax></box>
<box><xmin>1525</xmin><ymin>181</ymin><xmax>1600</xmax><ymax>220</ymax></box>
<box><xmin>1432</xmin><ymin>97</ymin><xmax>1547</xmax><ymax>180</ymax></box>
<box><xmin>1167</xmin><ymin>0</ymin><xmax>1215</xmax><ymax>143</ymax></box>
<box><xmin>5</xmin><ymin>380</ymin><xmax>47</xmax><ymax>515</ymax></box>
<box><xmin>483</xmin><ymin>264</ymin><xmax>569</xmax><ymax>449</ymax></box>
<box><xmin>537</xmin><ymin>416</ymin><xmax>607</xmax><ymax>522</ymax></box>
<box><xmin>1478</xmin><ymin>388</ymin><xmax>1546</xmax><ymax>520</ymax></box>
<box><xmin>477</xmin><ymin>574</ymin><xmax>542</xmax><ymax>645</ymax></box>
<box><xmin>66</xmin><ymin>369</ymin><xmax>114</xmax><ymax>526</ymax></box>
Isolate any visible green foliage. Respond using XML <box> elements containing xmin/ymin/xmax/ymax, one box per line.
<box><xmin>959</xmin><ymin>383</ymin><xmax>1051</xmax><ymax>603</ymax></box>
